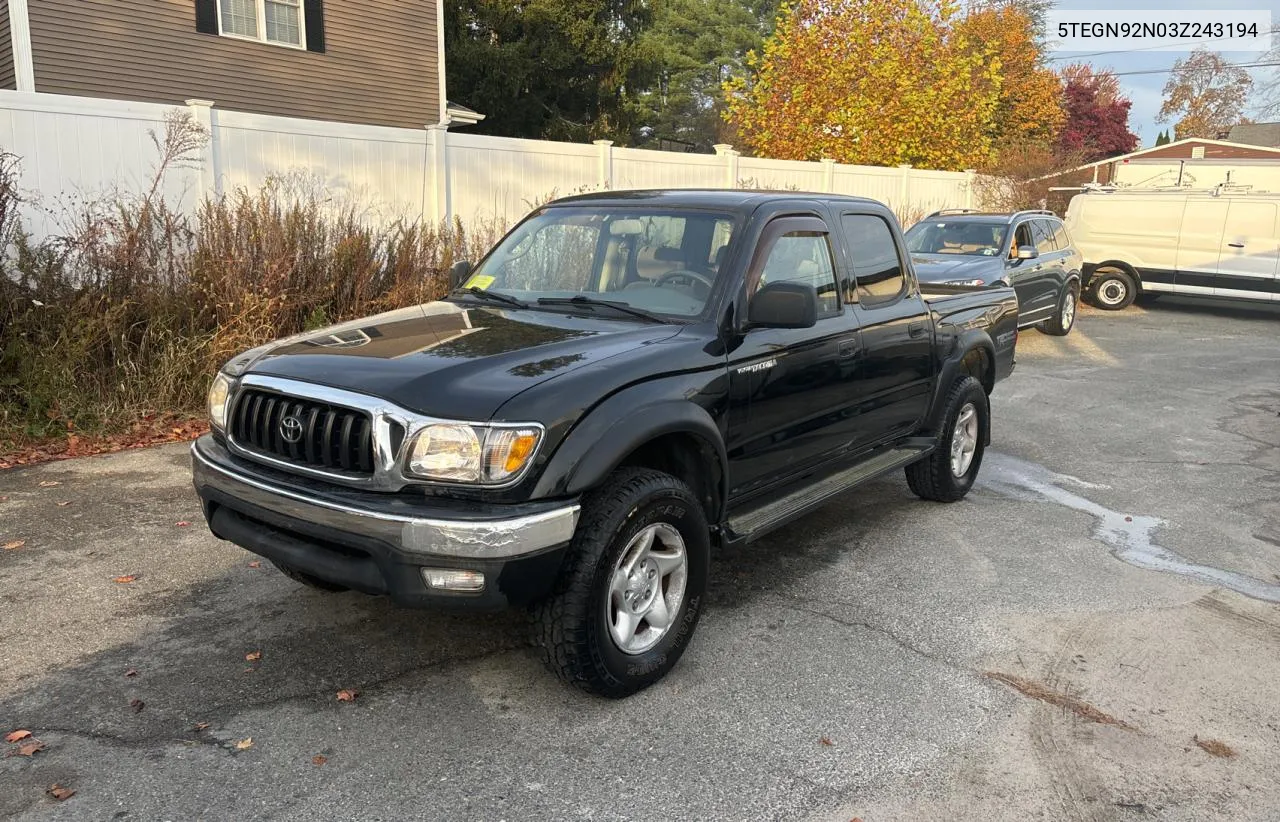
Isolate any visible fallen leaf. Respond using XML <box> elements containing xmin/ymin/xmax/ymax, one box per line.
<box><xmin>124</xmin><ymin>668</ymin><xmax>138</xmax><ymax>678</ymax></box>
<box><xmin>248</xmin><ymin>560</ymin><xmax>261</xmax><ymax>569</ymax></box>
<box><xmin>193</xmin><ymin>722</ymin><xmax>210</xmax><ymax>732</ymax></box>
<box><xmin>1194</xmin><ymin>735</ymin><xmax>1237</xmax><ymax>758</ymax></box>
<box><xmin>312</xmin><ymin>754</ymin><xmax>328</xmax><ymax>766</ymax></box>
<box><xmin>5</xmin><ymin>730</ymin><xmax>31</xmax><ymax>743</ymax></box>
<box><xmin>47</xmin><ymin>784</ymin><xmax>75</xmax><ymax>801</ymax></box>
<box><xmin>2</xmin><ymin>540</ymin><xmax>24</xmax><ymax>551</ymax></box>
<box><xmin>129</xmin><ymin>699</ymin><xmax>145</xmax><ymax>713</ymax></box>
<box><xmin>176</xmin><ymin>521</ymin><xmax>191</xmax><ymax>527</ymax></box>
<box><xmin>819</xmin><ymin>736</ymin><xmax>834</xmax><ymax>746</ymax></box>
<box><xmin>245</xmin><ymin>650</ymin><xmax>262</xmax><ymax>662</ymax></box>
<box><xmin>112</xmin><ymin>575</ymin><xmax>140</xmax><ymax>584</ymax></box>
<box><xmin>14</xmin><ymin>739</ymin><xmax>46</xmax><ymax>756</ymax></box>
<box><xmin>56</xmin><ymin>501</ymin><xmax>70</xmax><ymax>507</ymax></box>
<box><xmin>235</xmin><ymin>737</ymin><xmax>254</xmax><ymax>750</ymax></box>
<box><xmin>37</xmin><ymin>480</ymin><xmax>61</xmax><ymax>488</ymax></box>
<box><xmin>336</xmin><ymin>689</ymin><xmax>359</xmax><ymax>702</ymax></box>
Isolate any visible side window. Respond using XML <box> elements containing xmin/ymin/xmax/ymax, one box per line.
<box><xmin>1033</xmin><ymin>220</ymin><xmax>1057</xmax><ymax>253</ymax></box>
<box><xmin>842</xmin><ymin>214</ymin><xmax>906</xmax><ymax>306</ymax></box>
<box><xmin>753</xmin><ymin>231</ymin><xmax>840</xmax><ymax>317</ymax></box>
<box><xmin>1011</xmin><ymin>222</ymin><xmax>1034</xmax><ymax>257</ymax></box>
<box><xmin>1050</xmin><ymin>220</ymin><xmax>1071</xmax><ymax>250</ymax></box>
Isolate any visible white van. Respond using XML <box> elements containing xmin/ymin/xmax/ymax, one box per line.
<box><xmin>1064</xmin><ymin>189</ymin><xmax>1280</xmax><ymax>309</ymax></box>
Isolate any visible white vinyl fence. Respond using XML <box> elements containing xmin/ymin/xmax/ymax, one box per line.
<box><xmin>0</xmin><ymin>90</ymin><xmax>977</xmax><ymax>238</ymax></box>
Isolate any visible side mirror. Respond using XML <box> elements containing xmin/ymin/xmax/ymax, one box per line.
<box><xmin>747</xmin><ymin>282</ymin><xmax>818</xmax><ymax>329</ymax></box>
<box><xmin>449</xmin><ymin>260</ymin><xmax>472</xmax><ymax>289</ymax></box>
<box><xmin>1015</xmin><ymin>246</ymin><xmax>1038</xmax><ymax>261</ymax></box>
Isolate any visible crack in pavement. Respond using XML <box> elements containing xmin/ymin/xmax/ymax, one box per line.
<box><xmin>772</xmin><ymin>597</ymin><xmax>970</xmax><ymax>674</ymax></box>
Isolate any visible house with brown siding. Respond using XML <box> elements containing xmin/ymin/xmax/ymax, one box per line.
<box><xmin>0</xmin><ymin>0</ymin><xmax>448</xmax><ymax>129</ymax></box>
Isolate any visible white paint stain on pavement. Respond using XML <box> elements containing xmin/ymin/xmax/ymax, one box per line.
<box><xmin>980</xmin><ymin>452</ymin><xmax>1280</xmax><ymax>604</ymax></box>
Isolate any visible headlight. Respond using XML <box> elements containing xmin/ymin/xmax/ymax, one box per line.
<box><xmin>943</xmin><ymin>278</ymin><xmax>987</xmax><ymax>287</ymax></box>
<box><xmin>207</xmin><ymin>373</ymin><xmax>233</xmax><ymax>430</ymax></box>
<box><xmin>406</xmin><ymin>423</ymin><xmax>542</xmax><ymax>484</ymax></box>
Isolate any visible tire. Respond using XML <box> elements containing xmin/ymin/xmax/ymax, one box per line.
<box><xmin>533</xmin><ymin>467</ymin><xmax>710</xmax><ymax>698</ymax></box>
<box><xmin>906</xmin><ymin>376</ymin><xmax>988</xmax><ymax>503</ymax></box>
<box><xmin>1042</xmin><ymin>283</ymin><xmax>1078</xmax><ymax>336</ymax></box>
<box><xmin>270</xmin><ymin>560</ymin><xmax>349</xmax><ymax>592</ymax></box>
<box><xmin>1088</xmin><ymin>269</ymin><xmax>1137</xmax><ymax>310</ymax></box>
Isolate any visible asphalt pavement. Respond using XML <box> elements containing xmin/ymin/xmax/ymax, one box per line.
<box><xmin>2</xmin><ymin>294</ymin><xmax>1279</xmax><ymax>821</ymax></box>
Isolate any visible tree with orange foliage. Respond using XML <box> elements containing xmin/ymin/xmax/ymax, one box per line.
<box><xmin>955</xmin><ymin>3</ymin><xmax>1063</xmax><ymax>146</ymax></box>
<box><xmin>724</xmin><ymin>0</ymin><xmax>1002</xmax><ymax>170</ymax></box>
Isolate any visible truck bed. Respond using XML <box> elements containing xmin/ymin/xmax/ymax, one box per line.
<box><xmin>920</xmin><ymin>283</ymin><xmax>1020</xmax><ymax>383</ymax></box>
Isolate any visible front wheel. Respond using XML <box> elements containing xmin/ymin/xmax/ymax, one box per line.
<box><xmin>533</xmin><ymin>468</ymin><xmax>709</xmax><ymax>698</ymax></box>
<box><xmin>1042</xmin><ymin>283</ymin><xmax>1078</xmax><ymax>336</ymax></box>
<box><xmin>1088</xmin><ymin>269</ymin><xmax>1137</xmax><ymax>310</ymax></box>
<box><xmin>906</xmin><ymin>376</ymin><xmax>988</xmax><ymax>502</ymax></box>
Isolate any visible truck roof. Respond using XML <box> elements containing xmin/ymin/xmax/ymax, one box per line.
<box><xmin>547</xmin><ymin>188</ymin><xmax>887</xmax><ymax>213</ymax></box>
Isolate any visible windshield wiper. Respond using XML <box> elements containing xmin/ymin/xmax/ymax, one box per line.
<box><xmin>536</xmin><ymin>295</ymin><xmax>666</xmax><ymax>324</ymax></box>
<box><xmin>450</xmin><ymin>286</ymin><xmax>527</xmax><ymax>309</ymax></box>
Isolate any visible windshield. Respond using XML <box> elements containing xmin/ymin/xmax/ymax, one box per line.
<box><xmin>905</xmin><ymin>220</ymin><xmax>1007</xmax><ymax>257</ymax></box>
<box><xmin>460</xmin><ymin>207</ymin><xmax>738</xmax><ymax>318</ymax></box>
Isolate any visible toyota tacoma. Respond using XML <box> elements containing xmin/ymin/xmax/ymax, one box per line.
<box><xmin>192</xmin><ymin>190</ymin><xmax>1018</xmax><ymax>697</ymax></box>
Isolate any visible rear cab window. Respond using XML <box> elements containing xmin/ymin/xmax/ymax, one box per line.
<box><xmin>841</xmin><ymin>214</ymin><xmax>907</xmax><ymax>306</ymax></box>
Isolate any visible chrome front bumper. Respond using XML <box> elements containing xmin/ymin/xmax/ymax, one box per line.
<box><xmin>191</xmin><ymin>437</ymin><xmax>580</xmax><ymax>560</ymax></box>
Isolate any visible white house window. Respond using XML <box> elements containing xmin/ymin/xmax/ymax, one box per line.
<box><xmin>218</xmin><ymin>0</ymin><xmax>305</xmax><ymax>48</ymax></box>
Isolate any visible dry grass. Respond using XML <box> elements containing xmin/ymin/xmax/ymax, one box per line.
<box><xmin>983</xmin><ymin>671</ymin><xmax>1137</xmax><ymax>731</ymax></box>
<box><xmin>0</xmin><ymin>114</ymin><xmax>501</xmax><ymax>445</ymax></box>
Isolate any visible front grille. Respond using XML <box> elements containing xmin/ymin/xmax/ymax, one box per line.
<box><xmin>229</xmin><ymin>389</ymin><xmax>375</xmax><ymax>476</ymax></box>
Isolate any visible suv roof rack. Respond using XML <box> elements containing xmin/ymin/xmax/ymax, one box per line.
<box><xmin>1011</xmin><ymin>209</ymin><xmax>1056</xmax><ymax>219</ymax></box>
<box><xmin>923</xmin><ymin>208</ymin><xmax>982</xmax><ymax>220</ymax></box>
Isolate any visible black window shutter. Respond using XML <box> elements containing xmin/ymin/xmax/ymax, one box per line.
<box><xmin>195</xmin><ymin>0</ymin><xmax>218</xmax><ymax>34</ymax></box>
<box><xmin>304</xmin><ymin>0</ymin><xmax>325</xmax><ymax>52</ymax></box>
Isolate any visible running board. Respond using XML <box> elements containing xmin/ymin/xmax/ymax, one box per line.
<box><xmin>724</xmin><ymin>445</ymin><xmax>931</xmax><ymax>544</ymax></box>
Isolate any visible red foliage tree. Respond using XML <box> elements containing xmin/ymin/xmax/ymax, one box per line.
<box><xmin>1056</xmin><ymin>76</ymin><xmax>1138</xmax><ymax>163</ymax></box>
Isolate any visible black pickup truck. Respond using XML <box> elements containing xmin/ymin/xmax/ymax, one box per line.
<box><xmin>193</xmin><ymin>190</ymin><xmax>1018</xmax><ymax>697</ymax></box>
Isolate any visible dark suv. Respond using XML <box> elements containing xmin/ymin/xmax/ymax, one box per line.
<box><xmin>904</xmin><ymin>209</ymin><xmax>1083</xmax><ymax>336</ymax></box>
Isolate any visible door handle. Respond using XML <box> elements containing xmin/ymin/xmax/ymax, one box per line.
<box><xmin>907</xmin><ymin>321</ymin><xmax>928</xmax><ymax>338</ymax></box>
<box><xmin>1227</xmin><ymin>242</ymin><xmax>1245</xmax><ymax>248</ymax></box>
<box><xmin>838</xmin><ymin>339</ymin><xmax>857</xmax><ymax>358</ymax></box>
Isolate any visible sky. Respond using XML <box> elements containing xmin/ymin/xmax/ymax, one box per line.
<box><xmin>1050</xmin><ymin>0</ymin><xmax>1279</xmax><ymax>147</ymax></box>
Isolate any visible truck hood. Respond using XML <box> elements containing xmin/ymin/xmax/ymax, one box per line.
<box><xmin>911</xmin><ymin>254</ymin><xmax>1003</xmax><ymax>283</ymax></box>
<box><xmin>227</xmin><ymin>301</ymin><xmax>681</xmax><ymax>420</ymax></box>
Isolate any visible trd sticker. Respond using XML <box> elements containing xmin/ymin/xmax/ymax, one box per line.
<box><xmin>735</xmin><ymin>358</ymin><xmax>777</xmax><ymax>375</ymax></box>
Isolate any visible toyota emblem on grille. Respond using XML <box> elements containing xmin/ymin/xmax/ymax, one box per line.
<box><xmin>279</xmin><ymin>415</ymin><xmax>304</xmax><ymax>444</ymax></box>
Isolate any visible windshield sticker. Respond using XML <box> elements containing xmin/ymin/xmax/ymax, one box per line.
<box><xmin>464</xmin><ymin>275</ymin><xmax>495</xmax><ymax>290</ymax></box>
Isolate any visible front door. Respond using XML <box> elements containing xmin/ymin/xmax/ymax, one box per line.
<box><xmin>725</xmin><ymin>216</ymin><xmax>863</xmax><ymax>499</ymax></box>
<box><xmin>1215</xmin><ymin>200</ymin><xmax>1280</xmax><ymax>301</ymax></box>
<box><xmin>1005</xmin><ymin>220</ymin><xmax>1056</xmax><ymax>325</ymax></box>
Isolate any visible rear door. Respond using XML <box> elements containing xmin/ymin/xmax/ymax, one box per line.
<box><xmin>1174</xmin><ymin>199</ymin><xmax>1229</xmax><ymax>295</ymax></box>
<box><xmin>838</xmin><ymin>211</ymin><xmax>935</xmax><ymax>451</ymax></box>
<box><xmin>1215</xmin><ymin>199</ymin><xmax>1279</xmax><ymax>301</ymax></box>
<box><xmin>725</xmin><ymin>216</ymin><xmax>864</xmax><ymax>498</ymax></box>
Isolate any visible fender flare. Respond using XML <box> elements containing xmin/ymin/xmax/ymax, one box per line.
<box><xmin>925</xmin><ymin>329</ymin><xmax>996</xmax><ymax>446</ymax></box>
<box><xmin>531</xmin><ymin>388</ymin><xmax>728</xmax><ymax>518</ymax></box>
<box><xmin>1089</xmin><ymin>260</ymin><xmax>1142</xmax><ymax>289</ymax></box>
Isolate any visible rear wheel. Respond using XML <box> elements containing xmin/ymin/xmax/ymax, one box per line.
<box><xmin>533</xmin><ymin>468</ymin><xmax>709</xmax><ymax>698</ymax></box>
<box><xmin>1042</xmin><ymin>283</ymin><xmax>1078</xmax><ymax>336</ymax></box>
<box><xmin>906</xmin><ymin>376</ymin><xmax>988</xmax><ymax>502</ymax></box>
<box><xmin>1089</xmin><ymin>269</ymin><xmax>1137</xmax><ymax>310</ymax></box>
